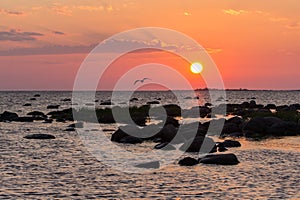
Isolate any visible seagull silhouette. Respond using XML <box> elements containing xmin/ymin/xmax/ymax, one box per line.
<box><xmin>134</xmin><ymin>77</ymin><xmax>152</xmax><ymax>85</ymax></box>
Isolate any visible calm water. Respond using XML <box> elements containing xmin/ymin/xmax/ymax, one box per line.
<box><xmin>0</xmin><ymin>91</ymin><xmax>300</xmax><ymax>199</ymax></box>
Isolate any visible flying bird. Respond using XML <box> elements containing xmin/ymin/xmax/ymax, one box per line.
<box><xmin>134</xmin><ymin>78</ymin><xmax>152</xmax><ymax>85</ymax></box>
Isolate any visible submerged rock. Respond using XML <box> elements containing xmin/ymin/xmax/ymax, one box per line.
<box><xmin>179</xmin><ymin>136</ymin><xmax>215</xmax><ymax>153</ymax></box>
<box><xmin>47</xmin><ymin>105</ymin><xmax>60</xmax><ymax>109</ymax></box>
<box><xmin>24</xmin><ymin>134</ymin><xmax>55</xmax><ymax>140</ymax></box>
<box><xmin>135</xmin><ymin>161</ymin><xmax>160</xmax><ymax>169</ymax></box>
<box><xmin>0</xmin><ymin>111</ymin><xmax>19</xmax><ymax>121</ymax></box>
<box><xmin>178</xmin><ymin>157</ymin><xmax>199</xmax><ymax>166</ymax></box>
<box><xmin>199</xmin><ymin>153</ymin><xmax>239</xmax><ymax>165</ymax></box>
<box><xmin>220</xmin><ymin>140</ymin><xmax>241</xmax><ymax>148</ymax></box>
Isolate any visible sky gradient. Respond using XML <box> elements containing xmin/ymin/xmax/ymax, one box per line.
<box><xmin>0</xmin><ymin>0</ymin><xmax>299</xmax><ymax>90</ymax></box>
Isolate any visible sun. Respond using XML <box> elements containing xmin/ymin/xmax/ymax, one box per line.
<box><xmin>190</xmin><ymin>62</ymin><xmax>203</xmax><ymax>74</ymax></box>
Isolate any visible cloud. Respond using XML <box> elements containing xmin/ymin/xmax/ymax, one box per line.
<box><xmin>51</xmin><ymin>3</ymin><xmax>72</xmax><ymax>16</ymax></box>
<box><xmin>206</xmin><ymin>48</ymin><xmax>222</xmax><ymax>54</ymax></box>
<box><xmin>0</xmin><ymin>8</ymin><xmax>25</xmax><ymax>16</ymax></box>
<box><xmin>286</xmin><ymin>22</ymin><xmax>300</xmax><ymax>30</ymax></box>
<box><xmin>183</xmin><ymin>12</ymin><xmax>191</xmax><ymax>16</ymax></box>
<box><xmin>76</xmin><ymin>4</ymin><xmax>114</xmax><ymax>12</ymax></box>
<box><xmin>0</xmin><ymin>29</ymin><xmax>44</xmax><ymax>41</ymax></box>
<box><xmin>222</xmin><ymin>9</ymin><xmax>248</xmax><ymax>16</ymax></box>
<box><xmin>0</xmin><ymin>44</ymin><xmax>96</xmax><ymax>56</ymax></box>
<box><xmin>269</xmin><ymin>17</ymin><xmax>288</xmax><ymax>22</ymax></box>
<box><xmin>53</xmin><ymin>31</ymin><xmax>65</xmax><ymax>35</ymax></box>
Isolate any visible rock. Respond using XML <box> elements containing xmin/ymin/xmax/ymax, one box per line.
<box><xmin>130</xmin><ymin>97</ymin><xmax>139</xmax><ymax>102</ymax></box>
<box><xmin>147</xmin><ymin>101</ymin><xmax>160</xmax><ymax>105</ymax></box>
<box><xmin>119</xmin><ymin>136</ymin><xmax>143</xmax><ymax>144</ymax></box>
<box><xmin>179</xmin><ymin>136</ymin><xmax>215</xmax><ymax>153</ymax></box>
<box><xmin>226</xmin><ymin>116</ymin><xmax>243</xmax><ymax>125</ymax></box>
<box><xmin>64</xmin><ymin>128</ymin><xmax>75</xmax><ymax>132</ymax></box>
<box><xmin>184</xmin><ymin>96</ymin><xmax>192</xmax><ymax>99</ymax></box>
<box><xmin>266</xmin><ymin>121</ymin><xmax>299</xmax><ymax>136</ymax></box>
<box><xmin>0</xmin><ymin>111</ymin><xmax>19</xmax><ymax>121</ymax></box>
<box><xmin>15</xmin><ymin>117</ymin><xmax>34</xmax><ymax>122</ymax></box>
<box><xmin>157</xmin><ymin>124</ymin><xmax>182</xmax><ymax>144</ymax></box>
<box><xmin>154</xmin><ymin>142</ymin><xmax>176</xmax><ymax>150</ymax></box>
<box><xmin>264</xmin><ymin>104</ymin><xmax>277</xmax><ymax>109</ymax></box>
<box><xmin>34</xmin><ymin>94</ymin><xmax>41</xmax><ymax>97</ymax></box>
<box><xmin>178</xmin><ymin>157</ymin><xmax>199</xmax><ymax>166</ymax></box>
<box><xmin>27</xmin><ymin>111</ymin><xmax>46</xmax><ymax>117</ymax></box>
<box><xmin>43</xmin><ymin>119</ymin><xmax>53</xmax><ymax>123</ymax></box>
<box><xmin>222</xmin><ymin>123</ymin><xmax>242</xmax><ymax>135</ymax></box>
<box><xmin>243</xmin><ymin>117</ymin><xmax>267</xmax><ymax>134</ymax></box>
<box><xmin>62</xmin><ymin>98</ymin><xmax>71</xmax><ymax>102</ymax></box>
<box><xmin>100</xmin><ymin>101</ymin><xmax>114</xmax><ymax>105</ymax></box>
<box><xmin>199</xmin><ymin>154</ymin><xmax>239</xmax><ymax>165</ymax></box>
<box><xmin>23</xmin><ymin>103</ymin><xmax>32</xmax><ymax>107</ymax></box>
<box><xmin>217</xmin><ymin>144</ymin><xmax>228</xmax><ymax>152</ymax></box>
<box><xmin>111</xmin><ymin>125</ymin><xmax>142</xmax><ymax>143</ymax></box>
<box><xmin>24</xmin><ymin>134</ymin><xmax>55</xmax><ymax>139</ymax></box>
<box><xmin>135</xmin><ymin>161</ymin><xmax>160</xmax><ymax>169</ymax></box>
<box><xmin>47</xmin><ymin>105</ymin><xmax>60</xmax><ymax>109</ymax></box>
<box><xmin>205</xmin><ymin>103</ymin><xmax>212</xmax><ymax>107</ymax></box>
<box><xmin>227</xmin><ymin>132</ymin><xmax>244</xmax><ymax>138</ymax></box>
<box><xmin>220</xmin><ymin>140</ymin><xmax>241</xmax><ymax>148</ymax></box>
<box><xmin>30</xmin><ymin>98</ymin><xmax>37</xmax><ymax>101</ymax></box>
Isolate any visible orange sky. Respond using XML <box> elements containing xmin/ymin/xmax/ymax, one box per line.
<box><xmin>0</xmin><ymin>0</ymin><xmax>299</xmax><ymax>90</ymax></box>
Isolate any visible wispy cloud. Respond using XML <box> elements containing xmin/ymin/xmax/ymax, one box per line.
<box><xmin>222</xmin><ymin>9</ymin><xmax>248</xmax><ymax>16</ymax></box>
<box><xmin>51</xmin><ymin>3</ymin><xmax>72</xmax><ymax>16</ymax></box>
<box><xmin>286</xmin><ymin>22</ymin><xmax>300</xmax><ymax>30</ymax></box>
<box><xmin>183</xmin><ymin>11</ymin><xmax>191</xmax><ymax>16</ymax></box>
<box><xmin>53</xmin><ymin>31</ymin><xmax>65</xmax><ymax>35</ymax></box>
<box><xmin>0</xmin><ymin>29</ymin><xmax>43</xmax><ymax>41</ymax></box>
<box><xmin>0</xmin><ymin>44</ymin><xmax>96</xmax><ymax>56</ymax></box>
<box><xmin>269</xmin><ymin>17</ymin><xmax>288</xmax><ymax>22</ymax></box>
<box><xmin>206</xmin><ymin>48</ymin><xmax>222</xmax><ymax>54</ymax></box>
<box><xmin>0</xmin><ymin>8</ymin><xmax>25</xmax><ymax>16</ymax></box>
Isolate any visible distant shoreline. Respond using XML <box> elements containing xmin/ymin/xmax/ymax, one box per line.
<box><xmin>0</xmin><ymin>89</ymin><xmax>300</xmax><ymax>92</ymax></box>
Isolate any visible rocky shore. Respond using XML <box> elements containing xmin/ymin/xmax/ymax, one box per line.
<box><xmin>1</xmin><ymin>100</ymin><xmax>299</xmax><ymax>167</ymax></box>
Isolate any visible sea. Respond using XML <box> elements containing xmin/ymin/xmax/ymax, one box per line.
<box><xmin>0</xmin><ymin>90</ymin><xmax>299</xmax><ymax>199</ymax></box>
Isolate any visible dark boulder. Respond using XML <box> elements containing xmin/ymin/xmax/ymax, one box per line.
<box><xmin>243</xmin><ymin>117</ymin><xmax>267</xmax><ymax>134</ymax></box>
<box><xmin>119</xmin><ymin>136</ymin><xmax>143</xmax><ymax>144</ymax></box>
<box><xmin>61</xmin><ymin>98</ymin><xmax>71</xmax><ymax>102</ymax></box>
<box><xmin>47</xmin><ymin>105</ymin><xmax>60</xmax><ymax>109</ymax></box>
<box><xmin>179</xmin><ymin>136</ymin><xmax>215</xmax><ymax>153</ymax></box>
<box><xmin>222</xmin><ymin>123</ymin><xmax>242</xmax><ymax>135</ymax></box>
<box><xmin>199</xmin><ymin>153</ymin><xmax>239</xmax><ymax>165</ymax></box>
<box><xmin>220</xmin><ymin>140</ymin><xmax>241</xmax><ymax>148</ymax></box>
<box><xmin>130</xmin><ymin>97</ymin><xmax>139</xmax><ymax>102</ymax></box>
<box><xmin>135</xmin><ymin>161</ymin><xmax>160</xmax><ymax>169</ymax></box>
<box><xmin>24</xmin><ymin>134</ymin><xmax>55</xmax><ymax>139</ymax></box>
<box><xmin>64</xmin><ymin>128</ymin><xmax>75</xmax><ymax>132</ymax></box>
<box><xmin>157</xmin><ymin>124</ymin><xmax>182</xmax><ymax>144</ymax></box>
<box><xmin>178</xmin><ymin>157</ymin><xmax>199</xmax><ymax>166</ymax></box>
<box><xmin>227</xmin><ymin>132</ymin><xmax>244</xmax><ymax>138</ymax></box>
<box><xmin>0</xmin><ymin>111</ymin><xmax>19</xmax><ymax>121</ymax></box>
<box><xmin>266</xmin><ymin>121</ymin><xmax>300</xmax><ymax>136</ymax></box>
<box><xmin>15</xmin><ymin>117</ymin><xmax>35</xmax><ymax>122</ymax></box>
<box><xmin>100</xmin><ymin>101</ymin><xmax>114</xmax><ymax>105</ymax></box>
<box><xmin>147</xmin><ymin>101</ymin><xmax>160</xmax><ymax>105</ymax></box>
<box><xmin>264</xmin><ymin>104</ymin><xmax>277</xmax><ymax>109</ymax></box>
<box><xmin>34</xmin><ymin>94</ymin><xmax>41</xmax><ymax>97</ymax></box>
<box><xmin>30</xmin><ymin>98</ymin><xmax>37</xmax><ymax>101</ymax></box>
<box><xmin>23</xmin><ymin>103</ymin><xmax>32</xmax><ymax>107</ymax></box>
<box><xmin>27</xmin><ymin>111</ymin><xmax>46</xmax><ymax>117</ymax></box>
